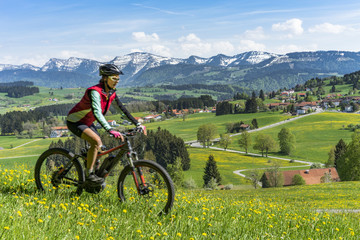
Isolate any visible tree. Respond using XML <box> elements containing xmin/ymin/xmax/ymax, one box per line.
<box><xmin>219</xmin><ymin>133</ymin><xmax>232</xmax><ymax>151</ymax></box>
<box><xmin>253</xmin><ymin>134</ymin><xmax>276</xmax><ymax>157</ymax></box>
<box><xmin>145</xmin><ymin>127</ymin><xmax>190</xmax><ymax>170</ymax></box>
<box><xmin>197</xmin><ymin>124</ymin><xmax>217</xmax><ymax>148</ymax></box>
<box><xmin>325</xmin><ymin>146</ymin><xmax>335</xmax><ymax>167</ymax></box>
<box><xmin>331</xmin><ymin>85</ymin><xmax>336</xmax><ymax>93</ymax></box>
<box><xmin>278</xmin><ymin>128</ymin><xmax>296</xmax><ymax>155</ymax></box>
<box><xmin>292</xmin><ymin>174</ymin><xmax>305</xmax><ymax>185</ymax></box>
<box><xmin>336</xmin><ymin>132</ymin><xmax>360</xmax><ymax>181</ymax></box>
<box><xmin>238</xmin><ymin>131</ymin><xmax>252</xmax><ymax>154</ymax></box>
<box><xmin>248</xmin><ymin>169</ymin><xmax>263</xmax><ymax>189</ymax></box>
<box><xmin>263</xmin><ymin>160</ymin><xmax>284</xmax><ymax>187</ymax></box>
<box><xmin>203</xmin><ymin>154</ymin><xmax>222</xmax><ymax>187</ymax></box>
<box><xmin>251</xmin><ymin>118</ymin><xmax>259</xmax><ymax>129</ymax></box>
<box><xmin>245</xmin><ymin>98</ymin><xmax>258</xmax><ymax>113</ymax></box>
<box><xmin>334</xmin><ymin>138</ymin><xmax>347</xmax><ymax>168</ymax></box>
<box><xmin>259</xmin><ymin>89</ymin><xmax>265</xmax><ymax>101</ymax></box>
<box><xmin>167</xmin><ymin>157</ymin><xmax>184</xmax><ymax>187</ymax></box>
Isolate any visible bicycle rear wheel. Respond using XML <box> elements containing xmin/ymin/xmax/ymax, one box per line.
<box><xmin>117</xmin><ymin>160</ymin><xmax>175</xmax><ymax>216</ymax></box>
<box><xmin>34</xmin><ymin>148</ymin><xmax>84</xmax><ymax>195</ymax></box>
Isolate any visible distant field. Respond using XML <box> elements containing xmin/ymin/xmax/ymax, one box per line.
<box><xmin>186</xmin><ymin>147</ymin><xmax>307</xmax><ymax>186</ymax></box>
<box><xmin>228</xmin><ymin>112</ymin><xmax>360</xmax><ymax>163</ymax></box>
<box><xmin>145</xmin><ymin>112</ymin><xmax>291</xmax><ymax>141</ymax></box>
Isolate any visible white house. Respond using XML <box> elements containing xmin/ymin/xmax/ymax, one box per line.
<box><xmin>50</xmin><ymin>126</ymin><xmax>68</xmax><ymax>138</ymax></box>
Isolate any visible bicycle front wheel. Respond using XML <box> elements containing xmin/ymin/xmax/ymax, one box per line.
<box><xmin>34</xmin><ymin>148</ymin><xmax>85</xmax><ymax>195</ymax></box>
<box><xmin>117</xmin><ymin>160</ymin><xmax>175</xmax><ymax>216</ymax></box>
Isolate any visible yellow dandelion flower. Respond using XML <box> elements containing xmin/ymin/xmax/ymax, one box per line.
<box><xmin>136</xmin><ymin>230</ymin><xmax>142</xmax><ymax>234</ymax></box>
<box><xmin>17</xmin><ymin>211</ymin><xmax>22</xmax><ymax>217</ymax></box>
<box><xmin>163</xmin><ymin>232</ymin><xmax>168</xmax><ymax>236</ymax></box>
<box><xmin>123</xmin><ymin>209</ymin><xmax>127</xmax><ymax>213</ymax></box>
<box><xmin>202</xmin><ymin>233</ymin><xmax>207</xmax><ymax>236</ymax></box>
<box><xmin>176</xmin><ymin>233</ymin><xmax>181</xmax><ymax>237</ymax></box>
<box><xmin>38</xmin><ymin>219</ymin><xmax>43</xmax><ymax>223</ymax></box>
<box><xmin>75</xmin><ymin>236</ymin><xmax>80</xmax><ymax>240</ymax></box>
<box><xmin>157</xmin><ymin>222</ymin><xmax>162</xmax><ymax>226</ymax></box>
<box><xmin>4</xmin><ymin>226</ymin><xmax>10</xmax><ymax>230</ymax></box>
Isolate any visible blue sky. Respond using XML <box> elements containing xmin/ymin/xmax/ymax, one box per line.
<box><xmin>1</xmin><ymin>0</ymin><xmax>360</xmax><ymax>66</ymax></box>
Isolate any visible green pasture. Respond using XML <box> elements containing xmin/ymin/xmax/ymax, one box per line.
<box><xmin>228</xmin><ymin>112</ymin><xmax>360</xmax><ymax>163</ymax></box>
<box><xmin>145</xmin><ymin>111</ymin><xmax>290</xmax><ymax>141</ymax></box>
<box><xmin>0</xmin><ymin>137</ymin><xmax>70</xmax><ymax>168</ymax></box>
<box><xmin>0</xmin><ymin>165</ymin><xmax>359</xmax><ymax>239</ymax></box>
<box><xmin>186</xmin><ymin>147</ymin><xmax>308</xmax><ymax>187</ymax></box>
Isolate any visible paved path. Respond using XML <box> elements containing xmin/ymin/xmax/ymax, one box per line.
<box><xmin>0</xmin><ymin>139</ymin><xmax>42</xmax><ymax>160</ymax></box>
<box><xmin>185</xmin><ymin>111</ymin><xmax>323</xmax><ymax>179</ymax></box>
<box><xmin>0</xmin><ymin>155</ymin><xmax>40</xmax><ymax>160</ymax></box>
<box><xmin>12</xmin><ymin>139</ymin><xmax>41</xmax><ymax>149</ymax></box>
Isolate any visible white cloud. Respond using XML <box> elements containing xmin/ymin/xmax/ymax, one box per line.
<box><xmin>244</xmin><ymin>27</ymin><xmax>266</xmax><ymax>40</ymax></box>
<box><xmin>147</xmin><ymin>44</ymin><xmax>172</xmax><ymax>57</ymax></box>
<box><xmin>238</xmin><ymin>40</ymin><xmax>266</xmax><ymax>52</ymax></box>
<box><xmin>272</xmin><ymin>18</ymin><xmax>304</xmax><ymax>37</ymax></box>
<box><xmin>212</xmin><ymin>41</ymin><xmax>235</xmax><ymax>55</ymax></box>
<box><xmin>309</xmin><ymin>23</ymin><xmax>347</xmax><ymax>34</ymax></box>
<box><xmin>178</xmin><ymin>33</ymin><xmax>201</xmax><ymax>43</ymax></box>
<box><xmin>178</xmin><ymin>34</ymin><xmax>212</xmax><ymax>56</ymax></box>
<box><xmin>60</xmin><ymin>50</ymin><xmax>93</xmax><ymax>59</ymax></box>
<box><xmin>274</xmin><ymin>44</ymin><xmax>318</xmax><ymax>54</ymax></box>
<box><xmin>132</xmin><ymin>32</ymin><xmax>159</xmax><ymax>42</ymax></box>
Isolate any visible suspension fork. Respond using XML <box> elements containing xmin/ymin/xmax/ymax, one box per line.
<box><xmin>127</xmin><ymin>142</ymin><xmax>147</xmax><ymax>194</ymax></box>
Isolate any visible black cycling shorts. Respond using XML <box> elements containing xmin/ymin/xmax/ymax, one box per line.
<box><xmin>66</xmin><ymin>121</ymin><xmax>99</xmax><ymax>138</ymax></box>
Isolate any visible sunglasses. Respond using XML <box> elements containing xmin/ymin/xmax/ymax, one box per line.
<box><xmin>108</xmin><ymin>76</ymin><xmax>120</xmax><ymax>82</ymax></box>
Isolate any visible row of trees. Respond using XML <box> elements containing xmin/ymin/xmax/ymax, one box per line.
<box><xmin>237</xmin><ymin>127</ymin><xmax>296</xmax><ymax>156</ymax></box>
<box><xmin>216</xmin><ymin>97</ymin><xmax>266</xmax><ymax>116</ymax></box>
<box><xmin>0</xmin><ymin>81</ymin><xmax>39</xmax><ymax>98</ymax></box>
<box><xmin>0</xmin><ymin>103</ymin><xmax>74</xmax><ymax>135</ymax></box>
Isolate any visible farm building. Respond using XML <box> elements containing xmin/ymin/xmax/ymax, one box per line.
<box><xmin>261</xmin><ymin>168</ymin><xmax>340</xmax><ymax>188</ymax></box>
<box><xmin>50</xmin><ymin>126</ymin><xmax>69</xmax><ymax>138</ymax></box>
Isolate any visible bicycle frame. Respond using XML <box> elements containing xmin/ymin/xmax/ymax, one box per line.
<box><xmin>88</xmin><ymin>135</ymin><xmax>147</xmax><ymax>195</ymax></box>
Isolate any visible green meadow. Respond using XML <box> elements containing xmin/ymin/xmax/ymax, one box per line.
<box><xmin>145</xmin><ymin>112</ymin><xmax>290</xmax><ymax>141</ymax></box>
<box><xmin>228</xmin><ymin>112</ymin><xmax>360</xmax><ymax>163</ymax></box>
<box><xmin>0</xmin><ymin>166</ymin><xmax>359</xmax><ymax>239</ymax></box>
<box><xmin>186</xmin><ymin>148</ymin><xmax>307</xmax><ymax>186</ymax></box>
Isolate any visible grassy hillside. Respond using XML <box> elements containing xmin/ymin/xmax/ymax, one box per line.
<box><xmin>186</xmin><ymin>148</ymin><xmax>307</xmax><ymax>186</ymax></box>
<box><xmin>227</xmin><ymin>112</ymin><xmax>360</xmax><ymax>163</ymax></box>
<box><xmin>0</xmin><ymin>164</ymin><xmax>359</xmax><ymax>239</ymax></box>
<box><xmin>145</xmin><ymin>112</ymin><xmax>290</xmax><ymax>141</ymax></box>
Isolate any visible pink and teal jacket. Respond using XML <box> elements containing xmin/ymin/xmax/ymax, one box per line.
<box><xmin>67</xmin><ymin>83</ymin><xmax>138</xmax><ymax>131</ymax></box>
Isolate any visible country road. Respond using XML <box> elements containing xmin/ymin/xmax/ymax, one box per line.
<box><xmin>185</xmin><ymin>110</ymin><xmax>323</xmax><ymax>179</ymax></box>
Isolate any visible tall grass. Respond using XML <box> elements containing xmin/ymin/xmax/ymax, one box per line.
<box><xmin>0</xmin><ymin>164</ymin><xmax>359</xmax><ymax>239</ymax></box>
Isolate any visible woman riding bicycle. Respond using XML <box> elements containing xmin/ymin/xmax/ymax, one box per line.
<box><xmin>66</xmin><ymin>64</ymin><xmax>145</xmax><ymax>186</ymax></box>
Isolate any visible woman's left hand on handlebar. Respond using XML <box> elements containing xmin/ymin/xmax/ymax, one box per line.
<box><xmin>138</xmin><ymin>125</ymin><xmax>147</xmax><ymax>135</ymax></box>
<box><xmin>109</xmin><ymin>129</ymin><xmax>125</xmax><ymax>141</ymax></box>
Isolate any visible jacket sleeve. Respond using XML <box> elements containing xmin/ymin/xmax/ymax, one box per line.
<box><xmin>89</xmin><ymin>90</ymin><xmax>112</xmax><ymax>131</ymax></box>
<box><xmin>114</xmin><ymin>94</ymin><xmax>139</xmax><ymax>126</ymax></box>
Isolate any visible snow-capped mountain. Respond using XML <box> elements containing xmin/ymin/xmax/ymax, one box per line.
<box><xmin>1</xmin><ymin>51</ymin><xmax>360</xmax><ymax>90</ymax></box>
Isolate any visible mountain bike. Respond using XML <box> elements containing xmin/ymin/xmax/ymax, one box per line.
<box><xmin>34</xmin><ymin>127</ymin><xmax>175</xmax><ymax>215</ymax></box>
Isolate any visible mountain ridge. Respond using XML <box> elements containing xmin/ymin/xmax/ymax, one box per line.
<box><xmin>1</xmin><ymin>51</ymin><xmax>360</xmax><ymax>90</ymax></box>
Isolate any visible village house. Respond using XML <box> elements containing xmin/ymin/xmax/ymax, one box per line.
<box><xmin>267</xmin><ymin>102</ymin><xmax>291</xmax><ymax>110</ymax></box>
<box><xmin>261</xmin><ymin>167</ymin><xmax>340</xmax><ymax>188</ymax></box>
<box><xmin>295</xmin><ymin>101</ymin><xmax>318</xmax><ymax>112</ymax></box>
<box><xmin>50</xmin><ymin>126</ymin><xmax>68</xmax><ymax>138</ymax></box>
<box><xmin>134</xmin><ymin>117</ymin><xmax>144</xmax><ymax>124</ymax></box>
<box><xmin>239</xmin><ymin>124</ymin><xmax>250</xmax><ymax>131</ymax></box>
<box><xmin>144</xmin><ymin>114</ymin><xmax>162</xmax><ymax>122</ymax></box>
